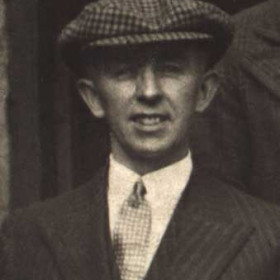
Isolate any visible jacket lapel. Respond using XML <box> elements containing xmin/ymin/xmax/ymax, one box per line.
<box><xmin>145</xmin><ymin>171</ymin><xmax>254</xmax><ymax>280</ymax></box>
<box><xmin>39</xmin><ymin>167</ymin><xmax>120</xmax><ymax>280</ymax></box>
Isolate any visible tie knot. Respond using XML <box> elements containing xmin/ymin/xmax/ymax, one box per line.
<box><xmin>134</xmin><ymin>179</ymin><xmax>147</xmax><ymax>197</ymax></box>
<box><xmin>128</xmin><ymin>179</ymin><xmax>147</xmax><ymax>208</ymax></box>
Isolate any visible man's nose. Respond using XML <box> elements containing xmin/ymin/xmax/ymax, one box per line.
<box><xmin>136</xmin><ymin>65</ymin><xmax>162</xmax><ymax>103</ymax></box>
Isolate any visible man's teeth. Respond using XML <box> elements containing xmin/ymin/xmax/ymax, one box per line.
<box><xmin>136</xmin><ymin>116</ymin><xmax>163</xmax><ymax>125</ymax></box>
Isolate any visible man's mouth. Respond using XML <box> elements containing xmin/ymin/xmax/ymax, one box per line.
<box><xmin>131</xmin><ymin>114</ymin><xmax>170</xmax><ymax>126</ymax></box>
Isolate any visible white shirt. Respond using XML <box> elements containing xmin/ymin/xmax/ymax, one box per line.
<box><xmin>108</xmin><ymin>153</ymin><xmax>193</xmax><ymax>273</ymax></box>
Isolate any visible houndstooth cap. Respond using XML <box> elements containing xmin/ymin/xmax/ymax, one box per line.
<box><xmin>58</xmin><ymin>0</ymin><xmax>233</xmax><ymax>71</ymax></box>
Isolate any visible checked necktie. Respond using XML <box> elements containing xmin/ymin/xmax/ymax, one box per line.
<box><xmin>113</xmin><ymin>179</ymin><xmax>151</xmax><ymax>280</ymax></box>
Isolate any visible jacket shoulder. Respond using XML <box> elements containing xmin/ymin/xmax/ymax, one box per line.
<box><xmin>218</xmin><ymin>177</ymin><xmax>280</xmax><ymax>242</ymax></box>
<box><xmin>0</xmin><ymin>168</ymin><xmax>107</xmax><ymax>279</ymax></box>
<box><xmin>2</xmin><ymin>167</ymin><xmax>107</xmax><ymax>234</ymax></box>
<box><xmin>196</xmin><ymin>171</ymin><xmax>280</xmax><ymax>231</ymax></box>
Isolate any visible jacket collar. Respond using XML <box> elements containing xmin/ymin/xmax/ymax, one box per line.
<box><xmin>38</xmin><ymin>167</ymin><xmax>253</xmax><ymax>280</ymax></box>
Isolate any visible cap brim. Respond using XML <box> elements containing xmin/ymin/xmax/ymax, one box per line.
<box><xmin>62</xmin><ymin>31</ymin><xmax>228</xmax><ymax>75</ymax></box>
<box><xmin>83</xmin><ymin>31</ymin><xmax>212</xmax><ymax>49</ymax></box>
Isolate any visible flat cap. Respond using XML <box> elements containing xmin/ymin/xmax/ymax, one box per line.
<box><xmin>59</xmin><ymin>0</ymin><xmax>233</xmax><ymax>71</ymax></box>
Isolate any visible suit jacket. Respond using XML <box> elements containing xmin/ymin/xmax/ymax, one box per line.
<box><xmin>192</xmin><ymin>0</ymin><xmax>280</xmax><ymax>205</ymax></box>
<box><xmin>1</xmin><ymin>166</ymin><xmax>280</xmax><ymax>280</ymax></box>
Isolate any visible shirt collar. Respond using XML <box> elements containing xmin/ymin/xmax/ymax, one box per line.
<box><xmin>142</xmin><ymin>154</ymin><xmax>192</xmax><ymax>203</ymax></box>
<box><xmin>108</xmin><ymin>153</ymin><xmax>192</xmax><ymax>202</ymax></box>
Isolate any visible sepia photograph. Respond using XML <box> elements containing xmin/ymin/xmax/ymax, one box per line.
<box><xmin>0</xmin><ymin>0</ymin><xmax>280</xmax><ymax>279</ymax></box>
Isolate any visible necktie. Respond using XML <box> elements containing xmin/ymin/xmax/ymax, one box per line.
<box><xmin>113</xmin><ymin>179</ymin><xmax>151</xmax><ymax>280</ymax></box>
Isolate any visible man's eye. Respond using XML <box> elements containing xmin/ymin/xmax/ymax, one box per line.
<box><xmin>109</xmin><ymin>66</ymin><xmax>136</xmax><ymax>79</ymax></box>
<box><xmin>157</xmin><ymin>63</ymin><xmax>184</xmax><ymax>74</ymax></box>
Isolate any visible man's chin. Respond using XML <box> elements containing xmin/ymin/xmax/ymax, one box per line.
<box><xmin>128</xmin><ymin>144</ymin><xmax>180</xmax><ymax>165</ymax></box>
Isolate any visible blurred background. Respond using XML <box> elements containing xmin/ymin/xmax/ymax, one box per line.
<box><xmin>0</xmin><ymin>0</ymin><xmax>266</xmax><ymax>212</ymax></box>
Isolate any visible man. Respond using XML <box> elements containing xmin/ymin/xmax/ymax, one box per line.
<box><xmin>1</xmin><ymin>0</ymin><xmax>280</xmax><ymax>279</ymax></box>
<box><xmin>193</xmin><ymin>0</ymin><xmax>280</xmax><ymax>205</ymax></box>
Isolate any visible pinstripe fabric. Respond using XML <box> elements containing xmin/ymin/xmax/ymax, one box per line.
<box><xmin>219</xmin><ymin>187</ymin><xmax>280</xmax><ymax>280</ymax></box>
<box><xmin>1</xmin><ymin>168</ymin><xmax>280</xmax><ymax>280</ymax></box>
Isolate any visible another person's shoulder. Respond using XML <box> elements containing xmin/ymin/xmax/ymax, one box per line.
<box><xmin>218</xmin><ymin>1</ymin><xmax>274</xmax><ymax>69</ymax></box>
<box><xmin>234</xmin><ymin>0</ymin><xmax>270</xmax><ymax>28</ymax></box>
<box><xmin>231</xmin><ymin>0</ymin><xmax>274</xmax><ymax>52</ymax></box>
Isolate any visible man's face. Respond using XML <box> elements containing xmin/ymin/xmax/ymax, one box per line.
<box><xmin>79</xmin><ymin>42</ymin><xmax>217</xmax><ymax>172</ymax></box>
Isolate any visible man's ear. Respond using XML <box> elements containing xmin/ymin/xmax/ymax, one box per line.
<box><xmin>195</xmin><ymin>71</ymin><xmax>219</xmax><ymax>113</ymax></box>
<box><xmin>76</xmin><ymin>79</ymin><xmax>105</xmax><ymax>118</ymax></box>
